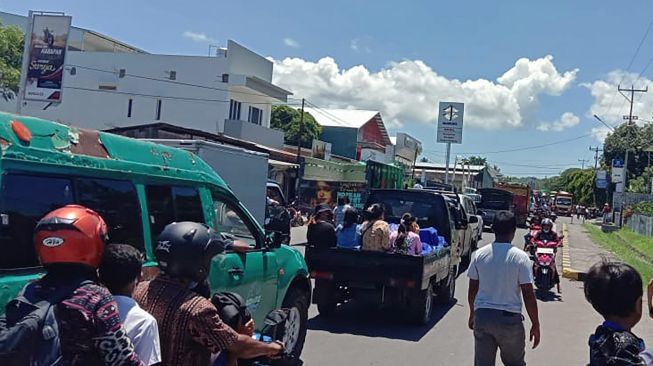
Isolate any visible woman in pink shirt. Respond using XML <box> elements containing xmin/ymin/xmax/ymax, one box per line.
<box><xmin>390</xmin><ymin>213</ymin><xmax>423</xmax><ymax>255</ymax></box>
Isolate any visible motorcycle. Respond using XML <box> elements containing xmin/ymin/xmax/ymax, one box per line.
<box><xmin>530</xmin><ymin>238</ymin><xmax>561</xmax><ymax>292</ymax></box>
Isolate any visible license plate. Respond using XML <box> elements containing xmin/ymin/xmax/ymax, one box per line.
<box><xmin>536</xmin><ymin>248</ymin><xmax>555</xmax><ymax>254</ymax></box>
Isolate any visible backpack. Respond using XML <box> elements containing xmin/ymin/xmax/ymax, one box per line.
<box><xmin>211</xmin><ymin>292</ymin><xmax>252</xmax><ymax>331</ymax></box>
<box><xmin>0</xmin><ymin>280</ymin><xmax>90</xmax><ymax>366</ymax></box>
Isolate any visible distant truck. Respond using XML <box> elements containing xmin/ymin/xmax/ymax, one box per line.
<box><xmin>554</xmin><ymin>191</ymin><xmax>574</xmax><ymax>216</ymax></box>
<box><xmin>477</xmin><ymin>188</ymin><xmax>514</xmax><ymax>229</ymax></box>
<box><xmin>496</xmin><ymin>183</ymin><xmax>531</xmax><ymax>227</ymax></box>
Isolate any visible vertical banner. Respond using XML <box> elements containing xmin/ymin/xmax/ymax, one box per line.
<box><xmin>23</xmin><ymin>14</ymin><xmax>71</xmax><ymax>102</ymax></box>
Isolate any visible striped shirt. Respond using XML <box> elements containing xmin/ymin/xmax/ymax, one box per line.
<box><xmin>133</xmin><ymin>276</ymin><xmax>239</xmax><ymax>366</ymax></box>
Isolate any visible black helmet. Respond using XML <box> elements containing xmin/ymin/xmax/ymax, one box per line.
<box><xmin>155</xmin><ymin>222</ymin><xmax>228</xmax><ymax>282</ymax></box>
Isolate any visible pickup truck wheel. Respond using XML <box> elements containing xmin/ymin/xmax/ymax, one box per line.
<box><xmin>409</xmin><ymin>284</ymin><xmax>433</xmax><ymax>325</ymax></box>
<box><xmin>281</xmin><ymin>288</ymin><xmax>309</xmax><ymax>358</ymax></box>
<box><xmin>436</xmin><ymin>269</ymin><xmax>456</xmax><ymax>305</ymax></box>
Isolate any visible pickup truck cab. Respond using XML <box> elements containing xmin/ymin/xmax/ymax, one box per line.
<box><xmin>0</xmin><ymin>113</ymin><xmax>311</xmax><ymax>357</ymax></box>
<box><xmin>305</xmin><ymin>189</ymin><xmax>458</xmax><ymax>324</ymax></box>
<box><xmin>477</xmin><ymin>188</ymin><xmax>514</xmax><ymax>230</ymax></box>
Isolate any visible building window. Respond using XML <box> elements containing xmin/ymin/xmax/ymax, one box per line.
<box><xmin>155</xmin><ymin>99</ymin><xmax>162</xmax><ymax>120</ymax></box>
<box><xmin>229</xmin><ymin>99</ymin><xmax>241</xmax><ymax>120</ymax></box>
<box><xmin>248</xmin><ymin>106</ymin><xmax>263</xmax><ymax>125</ymax></box>
<box><xmin>127</xmin><ymin>98</ymin><xmax>133</xmax><ymax>117</ymax></box>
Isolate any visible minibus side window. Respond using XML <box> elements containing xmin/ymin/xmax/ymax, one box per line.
<box><xmin>213</xmin><ymin>201</ymin><xmax>257</xmax><ymax>248</ymax></box>
<box><xmin>76</xmin><ymin>178</ymin><xmax>144</xmax><ymax>252</ymax></box>
<box><xmin>0</xmin><ymin>174</ymin><xmax>73</xmax><ymax>269</ymax></box>
<box><xmin>145</xmin><ymin>185</ymin><xmax>204</xmax><ymax>241</ymax></box>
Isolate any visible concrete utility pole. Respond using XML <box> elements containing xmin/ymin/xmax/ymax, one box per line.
<box><xmin>589</xmin><ymin>146</ymin><xmax>603</xmax><ymax>170</ymax></box>
<box><xmin>578</xmin><ymin>159</ymin><xmax>589</xmax><ymax>169</ymax></box>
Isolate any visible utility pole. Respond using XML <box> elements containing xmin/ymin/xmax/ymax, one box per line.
<box><xmin>618</xmin><ymin>84</ymin><xmax>648</xmax><ymax>125</ymax></box>
<box><xmin>589</xmin><ymin>146</ymin><xmax>603</xmax><ymax>170</ymax></box>
<box><xmin>578</xmin><ymin>159</ymin><xmax>589</xmax><ymax>169</ymax></box>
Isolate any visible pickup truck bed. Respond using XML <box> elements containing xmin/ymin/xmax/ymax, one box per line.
<box><xmin>305</xmin><ymin>245</ymin><xmax>454</xmax><ymax>325</ymax></box>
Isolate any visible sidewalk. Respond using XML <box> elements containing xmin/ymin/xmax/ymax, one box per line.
<box><xmin>564</xmin><ymin>217</ymin><xmax>615</xmax><ymax>274</ymax></box>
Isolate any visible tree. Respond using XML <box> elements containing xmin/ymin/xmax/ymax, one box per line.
<box><xmin>628</xmin><ymin>166</ymin><xmax>653</xmax><ymax>193</ymax></box>
<box><xmin>420</xmin><ymin>156</ymin><xmax>429</xmax><ymax>162</ymax></box>
<box><xmin>270</xmin><ymin>105</ymin><xmax>322</xmax><ymax>148</ymax></box>
<box><xmin>603</xmin><ymin>123</ymin><xmax>653</xmax><ymax>180</ymax></box>
<box><xmin>0</xmin><ymin>22</ymin><xmax>24</xmax><ymax>101</ymax></box>
<box><xmin>466</xmin><ymin>156</ymin><xmax>487</xmax><ymax>166</ymax></box>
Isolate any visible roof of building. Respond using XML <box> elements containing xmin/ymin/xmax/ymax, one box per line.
<box><xmin>389</xmin><ymin>136</ymin><xmax>397</xmax><ymax>145</ymax></box>
<box><xmin>415</xmin><ymin>162</ymin><xmax>487</xmax><ymax>173</ymax></box>
<box><xmin>303</xmin><ymin>108</ymin><xmax>378</xmax><ymax>128</ymax></box>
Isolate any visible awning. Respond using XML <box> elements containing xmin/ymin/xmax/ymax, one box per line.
<box><xmin>269</xmin><ymin>159</ymin><xmax>299</xmax><ymax>168</ymax></box>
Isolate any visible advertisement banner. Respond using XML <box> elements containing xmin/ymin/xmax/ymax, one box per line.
<box><xmin>311</xmin><ymin>140</ymin><xmax>332</xmax><ymax>161</ymax></box>
<box><xmin>299</xmin><ymin>180</ymin><xmax>367</xmax><ymax>210</ymax></box>
<box><xmin>23</xmin><ymin>15</ymin><xmax>71</xmax><ymax>102</ymax></box>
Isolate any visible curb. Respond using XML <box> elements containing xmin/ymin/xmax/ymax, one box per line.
<box><xmin>561</xmin><ymin>223</ymin><xmax>587</xmax><ymax>281</ymax></box>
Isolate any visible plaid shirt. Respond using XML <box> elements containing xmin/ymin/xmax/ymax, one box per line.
<box><xmin>133</xmin><ymin>276</ymin><xmax>239</xmax><ymax>366</ymax></box>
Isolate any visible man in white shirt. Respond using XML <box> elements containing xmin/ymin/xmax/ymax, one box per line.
<box><xmin>467</xmin><ymin>211</ymin><xmax>540</xmax><ymax>366</ymax></box>
<box><xmin>99</xmin><ymin>244</ymin><xmax>162</xmax><ymax>366</ymax></box>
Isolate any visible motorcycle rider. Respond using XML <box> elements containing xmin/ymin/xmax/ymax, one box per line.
<box><xmin>531</xmin><ymin>218</ymin><xmax>562</xmax><ymax>293</ymax></box>
<box><xmin>133</xmin><ymin>221</ymin><xmax>283</xmax><ymax>366</ymax></box>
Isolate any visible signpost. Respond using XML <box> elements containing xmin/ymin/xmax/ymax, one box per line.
<box><xmin>437</xmin><ymin>102</ymin><xmax>464</xmax><ymax>184</ymax></box>
<box><xmin>612</xmin><ymin>159</ymin><xmax>624</xmax><ymax>193</ymax></box>
<box><xmin>596</xmin><ymin>169</ymin><xmax>608</xmax><ymax>189</ymax></box>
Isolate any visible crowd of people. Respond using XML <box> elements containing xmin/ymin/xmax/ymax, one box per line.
<box><xmin>0</xmin><ymin>205</ymin><xmax>284</xmax><ymax>366</ymax></box>
<box><xmin>307</xmin><ymin>196</ymin><xmax>426</xmax><ymax>255</ymax></box>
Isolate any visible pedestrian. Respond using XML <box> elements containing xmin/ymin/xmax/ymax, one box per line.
<box><xmin>307</xmin><ymin>203</ymin><xmax>337</xmax><ymax>249</ymax></box>
<box><xmin>0</xmin><ymin>205</ymin><xmax>143</xmax><ymax>365</ymax></box>
<box><xmin>468</xmin><ymin>210</ymin><xmax>540</xmax><ymax>366</ymax></box>
<box><xmin>333</xmin><ymin>196</ymin><xmax>353</xmax><ymax>227</ymax></box>
<box><xmin>360</xmin><ymin>203</ymin><xmax>391</xmax><ymax>252</ymax></box>
<box><xmin>133</xmin><ymin>222</ymin><xmax>284</xmax><ymax>366</ymax></box>
<box><xmin>99</xmin><ymin>244</ymin><xmax>161</xmax><ymax>365</ymax></box>
<box><xmin>570</xmin><ymin>205</ymin><xmax>576</xmax><ymax>224</ymax></box>
<box><xmin>585</xmin><ymin>261</ymin><xmax>649</xmax><ymax>365</ymax></box>
<box><xmin>602</xmin><ymin>203</ymin><xmax>611</xmax><ymax>224</ymax></box>
<box><xmin>336</xmin><ymin>207</ymin><xmax>361</xmax><ymax>249</ymax></box>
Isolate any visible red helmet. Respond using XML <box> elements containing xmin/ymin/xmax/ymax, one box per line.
<box><xmin>34</xmin><ymin>205</ymin><xmax>108</xmax><ymax>268</ymax></box>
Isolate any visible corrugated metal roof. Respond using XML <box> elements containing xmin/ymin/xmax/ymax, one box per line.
<box><xmin>303</xmin><ymin>107</ymin><xmax>379</xmax><ymax>128</ymax></box>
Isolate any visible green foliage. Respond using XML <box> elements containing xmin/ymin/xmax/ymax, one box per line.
<box><xmin>632</xmin><ymin>201</ymin><xmax>653</xmax><ymax>216</ymax></box>
<box><xmin>628</xmin><ymin>166</ymin><xmax>653</xmax><ymax>193</ymax></box>
<box><xmin>270</xmin><ymin>105</ymin><xmax>322</xmax><ymax>148</ymax></box>
<box><xmin>603</xmin><ymin>123</ymin><xmax>653</xmax><ymax>179</ymax></box>
<box><xmin>465</xmin><ymin>156</ymin><xmax>487</xmax><ymax>166</ymax></box>
<box><xmin>0</xmin><ymin>22</ymin><xmax>24</xmax><ymax>101</ymax></box>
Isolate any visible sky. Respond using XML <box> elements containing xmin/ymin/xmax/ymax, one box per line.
<box><xmin>3</xmin><ymin>0</ymin><xmax>653</xmax><ymax>177</ymax></box>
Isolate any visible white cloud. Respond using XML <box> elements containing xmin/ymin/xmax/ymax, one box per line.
<box><xmin>350</xmin><ymin>39</ymin><xmax>359</xmax><ymax>52</ymax></box>
<box><xmin>591</xmin><ymin>126</ymin><xmax>612</xmax><ymax>142</ymax></box>
<box><xmin>350</xmin><ymin>38</ymin><xmax>371</xmax><ymax>53</ymax></box>
<box><xmin>272</xmin><ymin>55</ymin><xmax>578</xmax><ymax>129</ymax></box>
<box><xmin>183</xmin><ymin>31</ymin><xmax>215</xmax><ymax>43</ymax></box>
<box><xmin>537</xmin><ymin>112</ymin><xmax>580</xmax><ymax>131</ymax></box>
<box><xmin>283</xmin><ymin>38</ymin><xmax>300</xmax><ymax>48</ymax></box>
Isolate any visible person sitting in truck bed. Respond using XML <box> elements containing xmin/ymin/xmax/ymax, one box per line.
<box><xmin>360</xmin><ymin>203</ymin><xmax>391</xmax><ymax>252</ymax></box>
<box><xmin>307</xmin><ymin>203</ymin><xmax>337</xmax><ymax>249</ymax></box>
<box><xmin>336</xmin><ymin>207</ymin><xmax>361</xmax><ymax>249</ymax></box>
<box><xmin>389</xmin><ymin>213</ymin><xmax>423</xmax><ymax>255</ymax></box>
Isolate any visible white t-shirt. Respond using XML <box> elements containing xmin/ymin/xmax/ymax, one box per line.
<box><xmin>114</xmin><ymin>295</ymin><xmax>162</xmax><ymax>366</ymax></box>
<box><xmin>467</xmin><ymin>242</ymin><xmax>533</xmax><ymax>314</ymax></box>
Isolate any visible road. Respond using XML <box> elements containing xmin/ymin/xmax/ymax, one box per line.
<box><xmin>296</xmin><ymin>218</ymin><xmax>612</xmax><ymax>365</ymax></box>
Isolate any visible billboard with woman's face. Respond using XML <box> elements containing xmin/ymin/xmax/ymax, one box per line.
<box><xmin>299</xmin><ymin>180</ymin><xmax>367</xmax><ymax>209</ymax></box>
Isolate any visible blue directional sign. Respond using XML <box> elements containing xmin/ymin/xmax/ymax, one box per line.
<box><xmin>596</xmin><ymin>179</ymin><xmax>608</xmax><ymax>189</ymax></box>
<box><xmin>612</xmin><ymin>159</ymin><xmax>624</xmax><ymax>168</ymax></box>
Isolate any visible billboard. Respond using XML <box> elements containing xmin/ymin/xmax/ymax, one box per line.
<box><xmin>23</xmin><ymin>14</ymin><xmax>71</xmax><ymax>102</ymax></box>
<box><xmin>299</xmin><ymin>180</ymin><xmax>367</xmax><ymax>210</ymax></box>
<box><xmin>437</xmin><ymin>102</ymin><xmax>464</xmax><ymax>144</ymax></box>
<box><xmin>311</xmin><ymin>139</ymin><xmax>332</xmax><ymax>161</ymax></box>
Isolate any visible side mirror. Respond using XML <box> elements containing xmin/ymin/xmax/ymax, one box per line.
<box><xmin>468</xmin><ymin>216</ymin><xmax>479</xmax><ymax>224</ymax></box>
<box><xmin>266</xmin><ymin>231</ymin><xmax>284</xmax><ymax>249</ymax></box>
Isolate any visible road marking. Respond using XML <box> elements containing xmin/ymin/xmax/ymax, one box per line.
<box><xmin>560</xmin><ymin>223</ymin><xmax>587</xmax><ymax>281</ymax></box>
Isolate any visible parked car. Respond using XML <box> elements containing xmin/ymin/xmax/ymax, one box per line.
<box><xmin>306</xmin><ymin>189</ymin><xmax>459</xmax><ymax>325</ymax></box>
<box><xmin>0</xmin><ymin>113</ymin><xmax>311</xmax><ymax>358</ymax></box>
<box><xmin>460</xmin><ymin>194</ymin><xmax>483</xmax><ymax>244</ymax></box>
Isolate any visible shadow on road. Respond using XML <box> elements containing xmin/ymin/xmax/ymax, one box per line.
<box><xmin>536</xmin><ymin>290</ymin><xmax>563</xmax><ymax>302</ymax></box>
<box><xmin>307</xmin><ymin>299</ymin><xmax>459</xmax><ymax>342</ymax></box>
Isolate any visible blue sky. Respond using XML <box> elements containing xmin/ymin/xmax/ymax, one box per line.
<box><xmin>4</xmin><ymin>0</ymin><xmax>653</xmax><ymax>176</ymax></box>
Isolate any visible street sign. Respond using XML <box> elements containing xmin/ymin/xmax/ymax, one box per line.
<box><xmin>437</xmin><ymin>102</ymin><xmax>464</xmax><ymax>144</ymax></box>
<box><xmin>596</xmin><ymin>170</ymin><xmax>607</xmax><ymax>180</ymax></box>
<box><xmin>596</xmin><ymin>179</ymin><xmax>608</xmax><ymax>189</ymax></box>
<box><xmin>612</xmin><ymin>159</ymin><xmax>624</xmax><ymax>168</ymax></box>
<box><xmin>623</xmin><ymin>115</ymin><xmax>639</xmax><ymax>120</ymax></box>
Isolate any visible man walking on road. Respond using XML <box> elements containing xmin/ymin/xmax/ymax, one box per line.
<box><xmin>468</xmin><ymin>211</ymin><xmax>540</xmax><ymax>366</ymax></box>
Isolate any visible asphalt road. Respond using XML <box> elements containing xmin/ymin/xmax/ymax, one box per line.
<box><xmin>296</xmin><ymin>220</ymin><xmax>612</xmax><ymax>365</ymax></box>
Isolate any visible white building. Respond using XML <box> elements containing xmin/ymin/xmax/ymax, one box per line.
<box><xmin>1</xmin><ymin>12</ymin><xmax>290</xmax><ymax>148</ymax></box>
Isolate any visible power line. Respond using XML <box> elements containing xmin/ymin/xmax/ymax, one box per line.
<box><xmin>446</xmin><ymin>133</ymin><xmax>594</xmax><ymax>155</ymax></box>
